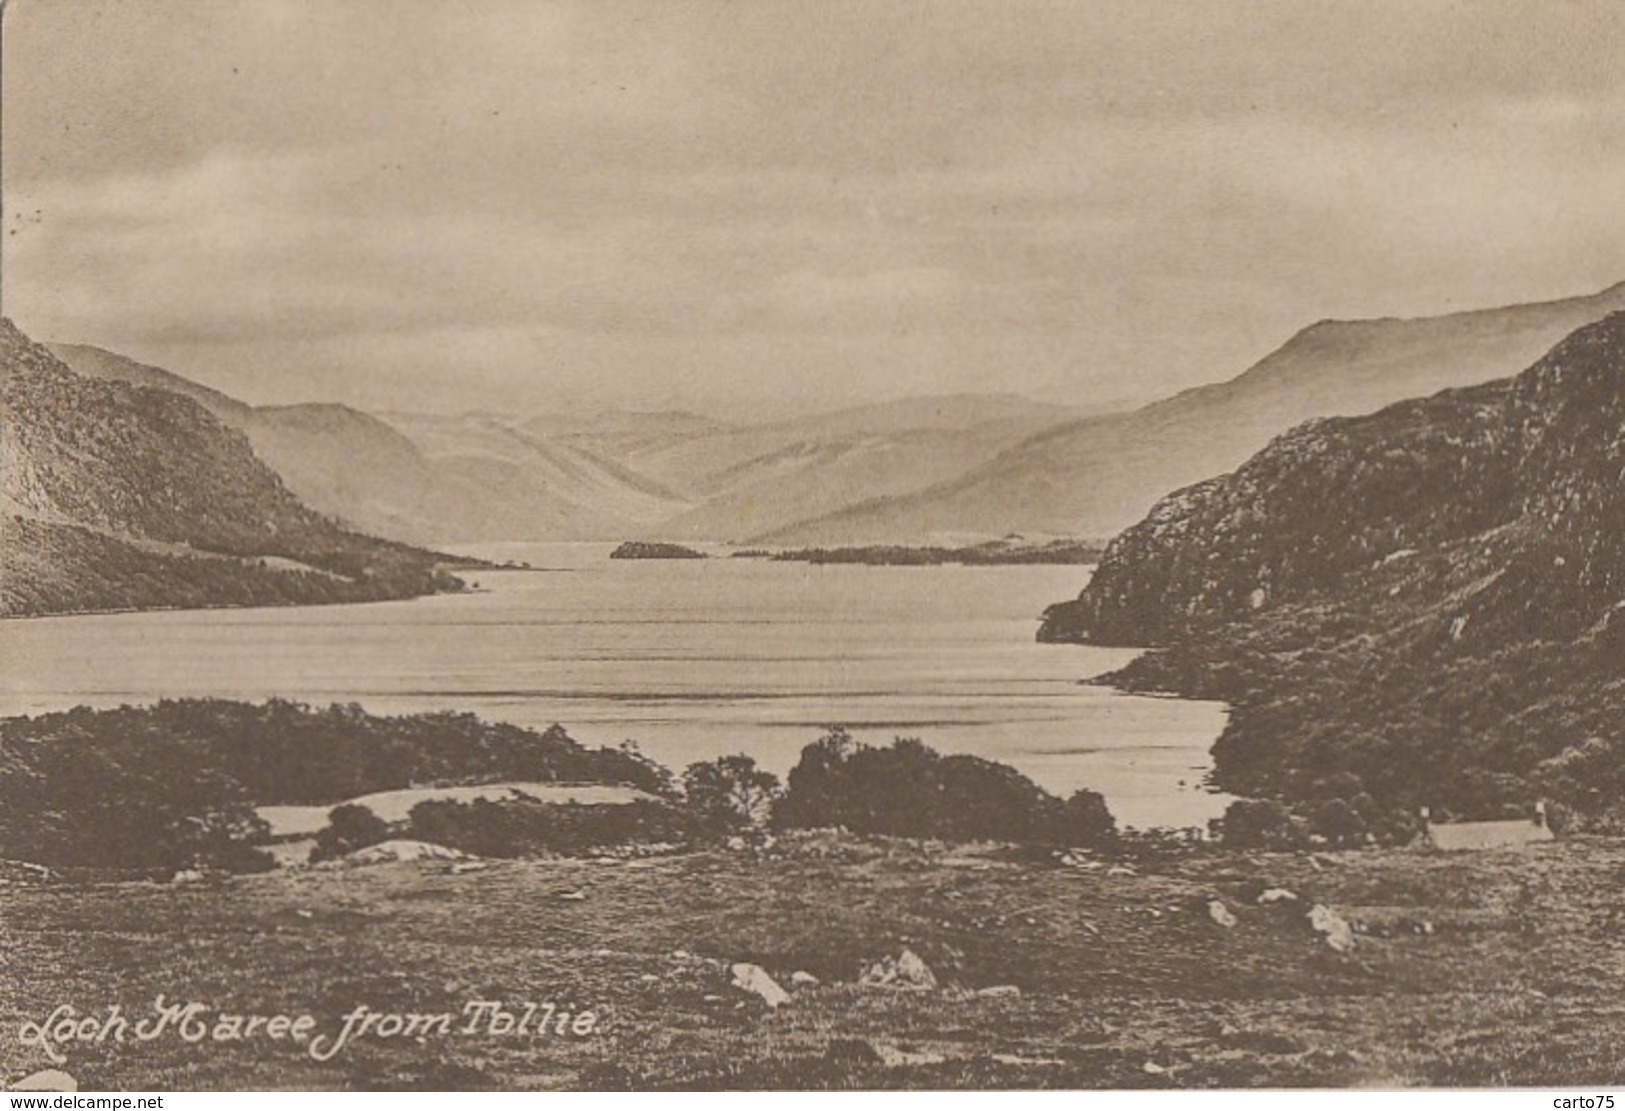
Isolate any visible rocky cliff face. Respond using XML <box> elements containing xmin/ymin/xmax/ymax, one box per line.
<box><xmin>1</xmin><ymin>319</ymin><xmax>462</xmax><ymax>617</ymax></box>
<box><xmin>1040</xmin><ymin>314</ymin><xmax>1625</xmax><ymax>813</ymax></box>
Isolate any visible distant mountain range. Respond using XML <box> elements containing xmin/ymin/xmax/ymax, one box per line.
<box><xmin>764</xmin><ymin>281</ymin><xmax>1625</xmax><ymax>545</ymax></box>
<box><xmin>50</xmin><ymin>340</ymin><xmax>1087</xmax><ymax>546</ymax></box>
<box><xmin>619</xmin><ymin>395</ymin><xmax>1078</xmax><ymax>542</ymax></box>
<box><xmin>2</xmin><ymin>321</ymin><xmax>463</xmax><ymax>617</ymax></box>
<box><xmin>1040</xmin><ymin>312</ymin><xmax>1625</xmax><ymax>819</ymax></box>
<box><xmin>38</xmin><ymin>280</ymin><xmax>1625</xmax><ymax>552</ymax></box>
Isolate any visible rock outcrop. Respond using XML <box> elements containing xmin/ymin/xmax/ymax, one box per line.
<box><xmin>1040</xmin><ymin>314</ymin><xmax>1625</xmax><ymax>813</ymax></box>
<box><xmin>860</xmin><ymin>948</ymin><xmax>939</xmax><ymax>991</ymax></box>
<box><xmin>730</xmin><ymin>962</ymin><xmax>791</xmax><ymax>1008</ymax></box>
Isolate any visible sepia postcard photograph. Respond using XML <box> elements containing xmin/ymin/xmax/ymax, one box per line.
<box><xmin>2</xmin><ymin>0</ymin><xmax>1623</xmax><ymax>1095</ymax></box>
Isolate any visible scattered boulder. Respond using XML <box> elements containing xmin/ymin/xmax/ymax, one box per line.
<box><xmin>790</xmin><ymin>970</ymin><xmax>820</xmax><ymax>987</ymax></box>
<box><xmin>170</xmin><ymin>869</ymin><xmax>205</xmax><ymax>885</ymax></box>
<box><xmin>730</xmin><ymin>962</ymin><xmax>790</xmax><ymax>1008</ymax></box>
<box><xmin>1206</xmin><ymin>899</ymin><xmax>1238</xmax><ymax>928</ymax></box>
<box><xmin>896</xmin><ymin>948</ymin><xmax>938</xmax><ymax>989</ymax></box>
<box><xmin>1257</xmin><ymin>888</ymin><xmax>1299</xmax><ymax>905</ymax></box>
<box><xmin>1107</xmin><ymin>864</ymin><xmax>1138</xmax><ymax>877</ymax></box>
<box><xmin>860</xmin><ymin>948</ymin><xmax>939</xmax><ymax>991</ymax></box>
<box><xmin>11</xmin><ymin>1071</ymin><xmax>77</xmax><ymax>1092</ymax></box>
<box><xmin>976</xmin><ymin>984</ymin><xmax>1021</xmax><ymax>999</ymax></box>
<box><xmin>1307</xmin><ymin>904</ymin><xmax>1356</xmax><ymax>952</ymax></box>
<box><xmin>557</xmin><ymin>890</ymin><xmax>588</xmax><ymax>902</ymax></box>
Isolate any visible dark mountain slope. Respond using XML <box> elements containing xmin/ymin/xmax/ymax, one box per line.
<box><xmin>2</xmin><ymin>320</ymin><xmax>463</xmax><ymax>617</ymax></box>
<box><xmin>776</xmin><ymin>281</ymin><xmax>1625</xmax><ymax>545</ymax></box>
<box><xmin>1039</xmin><ymin>313</ymin><xmax>1625</xmax><ymax>817</ymax></box>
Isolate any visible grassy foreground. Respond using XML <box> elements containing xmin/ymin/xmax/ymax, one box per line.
<box><xmin>4</xmin><ymin>832</ymin><xmax>1623</xmax><ymax>1090</ymax></box>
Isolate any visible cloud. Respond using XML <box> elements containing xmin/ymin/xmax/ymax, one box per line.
<box><xmin>3</xmin><ymin>0</ymin><xmax>1623</xmax><ymax>416</ymax></box>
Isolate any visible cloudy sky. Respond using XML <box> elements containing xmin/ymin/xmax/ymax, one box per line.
<box><xmin>3</xmin><ymin>0</ymin><xmax>1622</xmax><ymax>417</ymax></box>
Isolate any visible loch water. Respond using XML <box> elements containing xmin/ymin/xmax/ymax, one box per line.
<box><xmin>0</xmin><ymin>543</ymin><xmax>1233</xmax><ymax>829</ymax></box>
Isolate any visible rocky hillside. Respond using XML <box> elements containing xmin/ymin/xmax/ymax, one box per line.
<box><xmin>774</xmin><ymin>281</ymin><xmax>1625</xmax><ymax>545</ymax></box>
<box><xmin>1040</xmin><ymin>313</ymin><xmax>1625</xmax><ymax>816</ymax></box>
<box><xmin>2</xmin><ymin>320</ymin><xmax>463</xmax><ymax>617</ymax></box>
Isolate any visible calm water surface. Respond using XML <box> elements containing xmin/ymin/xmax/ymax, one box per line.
<box><xmin>0</xmin><ymin>543</ymin><xmax>1231</xmax><ymax>829</ymax></box>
